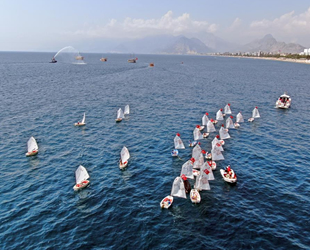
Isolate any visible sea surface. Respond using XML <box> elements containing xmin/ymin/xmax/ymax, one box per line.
<box><xmin>0</xmin><ymin>52</ymin><xmax>309</xmax><ymax>250</ymax></box>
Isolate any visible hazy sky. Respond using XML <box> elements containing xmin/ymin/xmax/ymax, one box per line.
<box><xmin>1</xmin><ymin>0</ymin><xmax>310</xmax><ymax>52</ymax></box>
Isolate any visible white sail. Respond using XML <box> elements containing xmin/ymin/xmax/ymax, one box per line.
<box><xmin>124</xmin><ymin>105</ymin><xmax>130</xmax><ymax>115</ymax></box>
<box><xmin>252</xmin><ymin>107</ymin><xmax>260</xmax><ymax>118</ymax></box>
<box><xmin>224</xmin><ymin>104</ymin><xmax>232</xmax><ymax>114</ymax></box>
<box><xmin>219</xmin><ymin>126</ymin><xmax>231</xmax><ymax>140</ymax></box>
<box><xmin>212</xmin><ymin>137</ymin><xmax>224</xmax><ymax>151</ymax></box>
<box><xmin>120</xmin><ymin>146</ymin><xmax>130</xmax><ymax>163</ymax></box>
<box><xmin>202</xmin><ymin>113</ymin><xmax>209</xmax><ymax>126</ymax></box>
<box><xmin>226</xmin><ymin>117</ymin><xmax>235</xmax><ymax>129</ymax></box>
<box><xmin>193</xmin><ymin>128</ymin><xmax>203</xmax><ymax>141</ymax></box>
<box><xmin>211</xmin><ymin>145</ymin><xmax>224</xmax><ymax>161</ymax></box>
<box><xmin>193</xmin><ymin>154</ymin><xmax>204</xmax><ymax>169</ymax></box>
<box><xmin>117</xmin><ymin>108</ymin><xmax>125</xmax><ymax>119</ymax></box>
<box><xmin>180</xmin><ymin>160</ymin><xmax>194</xmax><ymax>179</ymax></box>
<box><xmin>75</xmin><ymin>165</ymin><xmax>90</xmax><ymax>184</ymax></box>
<box><xmin>171</xmin><ymin>177</ymin><xmax>187</xmax><ymax>199</ymax></box>
<box><xmin>236</xmin><ymin>112</ymin><xmax>244</xmax><ymax>123</ymax></box>
<box><xmin>81</xmin><ymin>113</ymin><xmax>86</xmax><ymax>124</ymax></box>
<box><xmin>201</xmin><ymin>162</ymin><xmax>214</xmax><ymax>181</ymax></box>
<box><xmin>27</xmin><ymin>136</ymin><xmax>38</xmax><ymax>152</ymax></box>
<box><xmin>216</xmin><ymin>109</ymin><xmax>224</xmax><ymax>121</ymax></box>
<box><xmin>174</xmin><ymin>135</ymin><xmax>185</xmax><ymax>149</ymax></box>
<box><xmin>207</xmin><ymin>120</ymin><xmax>216</xmax><ymax>133</ymax></box>
<box><xmin>194</xmin><ymin>167</ymin><xmax>211</xmax><ymax>191</ymax></box>
<box><xmin>192</xmin><ymin>144</ymin><xmax>202</xmax><ymax>159</ymax></box>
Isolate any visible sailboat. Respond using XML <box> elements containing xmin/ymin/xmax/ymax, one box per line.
<box><xmin>248</xmin><ymin>107</ymin><xmax>260</xmax><ymax>122</ymax></box>
<box><xmin>224</xmin><ymin>104</ymin><xmax>232</xmax><ymax>114</ymax></box>
<box><xmin>220</xmin><ymin>165</ymin><xmax>237</xmax><ymax>183</ymax></box>
<box><xmin>219</xmin><ymin>124</ymin><xmax>231</xmax><ymax>140</ymax></box>
<box><xmin>73</xmin><ymin>165</ymin><xmax>90</xmax><ymax>191</ymax></box>
<box><xmin>216</xmin><ymin>109</ymin><xmax>224</xmax><ymax>121</ymax></box>
<box><xmin>100</xmin><ymin>57</ymin><xmax>107</xmax><ymax>62</ymax></box>
<box><xmin>119</xmin><ymin>146</ymin><xmax>130</xmax><ymax>169</ymax></box>
<box><xmin>160</xmin><ymin>176</ymin><xmax>186</xmax><ymax>209</ymax></box>
<box><xmin>74</xmin><ymin>113</ymin><xmax>86</xmax><ymax>126</ymax></box>
<box><xmin>202</xmin><ymin>113</ymin><xmax>209</xmax><ymax>126</ymax></box>
<box><xmin>180</xmin><ymin>159</ymin><xmax>195</xmax><ymax>179</ymax></box>
<box><xmin>193</xmin><ymin>128</ymin><xmax>203</xmax><ymax>141</ymax></box>
<box><xmin>115</xmin><ymin>108</ymin><xmax>124</xmax><ymax>122</ymax></box>
<box><xmin>211</xmin><ymin>143</ymin><xmax>224</xmax><ymax>161</ymax></box>
<box><xmin>194</xmin><ymin>166</ymin><xmax>211</xmax><ymax>191</ymax></box>
<box><xmin>207</xmin><ymin>120</ymin><xmax>216</xmax><ymax>133</ymax></box>
<box><xmin>201</xmin><ymin>161</ymin><xmax>215</xmax><ymax>180</ymax></box>
<box><xmin>25</xmin><ymin>136</ymin><xmax>38</xmax><ymax>156</ymax></box>
<box><xmin>226</xmin><ymin>116</ymin><xmax>235</xmax><ymax>129</ymax></box>
<box><xmin>172</xmin><ymin>133</ymin><xmax>185</xmax><ymax>157</ymax></box>
<box><xmin>235</xmin><ymin>112</ymin><xmax>244</xmax><ymax>127</ymax></box>
<box><xmin>124</xmin><ymin>105</ymin><xmax>130</xmax><ymax>115</ymax></box>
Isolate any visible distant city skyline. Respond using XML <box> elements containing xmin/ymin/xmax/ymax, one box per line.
<box><xmin>1</xmin><ymin>0</ymin><xmax>310</xmax><ymax>52</ymax></box>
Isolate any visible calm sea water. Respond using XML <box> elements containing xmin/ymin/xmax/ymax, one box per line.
<box><xmin>0</xmin><ymin>52</ymin><xmax>309</xmax><ymax>250</ymax></box>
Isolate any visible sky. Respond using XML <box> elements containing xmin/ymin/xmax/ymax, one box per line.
<box><xmin>1</xmin><ymin>0</ymin><xmax>310</xmax><ymax>52</ymax></box>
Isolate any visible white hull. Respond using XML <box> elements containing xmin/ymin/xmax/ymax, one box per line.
<box><xmin>193</xmin><ymin>169</ymin><xmax>200</xmax><ymax>176</ymax></box>
<box><xmin>234</xmin><ymin>122</ymin><xmax>240</xmax><ymax>128</ymax></box>
<box><xmin>26</xmin><ymin>150</ymin><xmax>38</xmax><ymax>157</ymax></box>
<box><xmin>198</xmin><ymin>126</ymin><xmax>205</xmax><ymax>131</ymax></box>
<box><xmin>207</xmin><ymin>161</ymin><xmax>216</xmax><ymax>170</ymax></box>
<box><xmin>212</xmin><ymin>120</ymin><xmax>218</xmax><ymax>124</ymax></box>
<box><xmin>119</xmin><ymin>160</ymin><xmax>128</xmax><ymax>169</ymax></box>
<box><xmin>160</xmin><ymin>195</ymin><xmax>173</xmax><ymax>209</ymax></box>
<box><xmin>276</xmin><ymin>100</ymin><xmax>291</xmax><ymax>109</ymax></box>
<box><xmin>73</xmin><ymin>180</ymin><xmax>90</xmax><ymax>191</ymax></box>
<box><xmin>203</xmin><ymin>133</ymin><xmax>209</xmax><ymax>138</ymax></box>
<box><xmin>219</xmin><ymin>140</ymin><xmax>225</xmax><ymax>146</ymax></box>
<box><xmin>115</xmin><ymin>118</ymin><xmax>122</xmax><ymax>122</ymax></box>
<box><xmin>74</xmin><ymin>122</ymin><xmax>85</xmax><ymax>126</ymax></box>
<box><xmin>171</xmin><ymin>149</ymin><xmax>179</xmax><ymax>157</ymax></box>
<box><xmin>248</xmin><ymin>117</ymin><xmax>254</xmax><ymax>122</ymax></box>
<box><xmin>220</xmin><ymin>169</ymin><xmax>237</xmax><ymax>183</ymax></box>
<box><xmin>190</xmin><ymin>189</ymin><xmax>201</xmax><ymax>203</ymax></box>
<box><xmin>205</xmin><ymin>153</ymin><xmax>212</xmax><ymax>160</ymax></box>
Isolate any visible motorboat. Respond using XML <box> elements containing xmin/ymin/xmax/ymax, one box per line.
<box><xmin>100</xmin><ymin>57</ymin><xmax>107</xmax><ymax>62</ymax></box>
<box><xmin>190</xmin><ymin>189</ymin><xmax>201</xmax><ymax>203</ymax></box>
<box><xmin>50</xmin><ymin>57</ymin><xmax>57</xmax><ymax>63</ymax></box>
<box><xmin>220</xmin><ymin>165</ymin><xmax>237</xmax><ymax>183</ymax></box>
<box><xmin>276</xmin><ymin>93</ymin><xmax>291</xmax><ymax>109</ymax></box>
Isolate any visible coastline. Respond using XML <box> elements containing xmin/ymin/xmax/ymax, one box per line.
<box><xmin>213</xmin><ymin>55</ymin><xmax>310</xmax><ymax>65</ymax></box>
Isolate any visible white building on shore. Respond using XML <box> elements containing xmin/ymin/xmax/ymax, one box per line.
<box><xmin>300</xmin><ymin>48</ymin><xmax>310</xmax><ymax>55</ymax></box>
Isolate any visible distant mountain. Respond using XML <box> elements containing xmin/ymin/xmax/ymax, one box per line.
<box><xmin>160</xmin><ymin>36</ymin><xmax>213</xmax><ymax>54</ymax></box>
<box><xmin>241</xmin><ymin>34</ymin><xmax>305</xmax><ymax>54</ymax></box>
<box><xmin>199</xmin><ymin>32</ymin><xmax>239</xmax><ymax>53</ymax></box>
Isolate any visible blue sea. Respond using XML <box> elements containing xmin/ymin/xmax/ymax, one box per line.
<box><xmin>0</xmin><ymin>52</ymin><xmax>309</xmax><ymax>249</ymax></box>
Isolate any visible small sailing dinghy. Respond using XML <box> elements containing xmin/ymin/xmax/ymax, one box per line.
<box><xmin>236</xmin><ymin>112</ymin><xmax>244</xmax><ymax>123</ymax></box>
<box><xmin>193</xmin><ymin>128</ymin><xmax>203</xmax><ymax>141</ymax></box>
<box><xmin>180</xmin><ymin>159</ymin><xmax>195</xmax><ymax>179</ymax></box>
<box><xmin>73</xmin><ymin>165</ymin><xmax>90</xmax><ymax>191</ymax></box>
<box><xmin>226</xmin><ymin>116</ymin><xmax>235</xmax><ymax>129</ymax></box>
<box><xmin>172</xmin><ymin>133</ymin><xmax>185</xmax><ymax>156</ymax></box>
<box><xmin>220</xmin><ymin>165</ymin><xmax>237</xmax><ymax>183</ymax></box>
<box><xmin>119</xmin><ymin>146</ymin><xmax>130</xmax><ymax>169</ymax></box>
<box><xmin>202</xmin><ymin>113</ymin><xmax>209</xmax><ymax>126</ymax></box>
<box><xmin>124</xmin><ymin>105</ymin><xmax>130</xmax><ymax>115</ymax></box>
<box><xmin>216</xmin><ymin>109</ymin><xmax>224</xmax><ymax>121</ymax></box>
<box><xmin>160</xmin><ymin>176</ymin><xmax>186</xmax><ymax>209</ymax></box>
<box><xmin>219</xmin><ymin>124</ymin><xmax>231</xmax><ymax>140</ymax></box>
<box><xmin>74</xmin><ymin>112</ymin><xmax>86</xmax><ymax>126</ymax></box>
<box><xmin>25</xmin><ymin>136</ymin><xmax>38</xmax><ymax>156</ymax></box>
<box><xmin>195</xmin><ymin>166</ymin><xmax>211</xmax><ymax>191</ymax></box>
<box><xmin>115</xmin><ymin>108</ymin><xmax>124</xmax><ymax>122</ymax></box>
<box><xmin>224</xmin><ymin>104</ymin><xmax>232</xmax><ymax>115</ymax></box>
<box><xmin>207</xmin><ymin>160</ymin><xmax>217</xmax><ymax>170</ymax></box>
<box><xmin>207</xmin><ymin>120</ymin><xmax>216</xmax><ymax>133</ymax></box>
<box><xmin>249</xmin><ymin>107</ymin><xmax>260</xmax><ymax>122</ymax></box>
<box><xmin>276</xmin><ymin>93</ymin><xmax>291</xmax><ymax>109</ymax></box>
<box><xmin>201</xmin><ymin>161</ymin><xmax>215</xmax><ymax>180</ymax></box>
<box><xmin>190</xmin><ymin>189</ymin><xmax>201</xmax><ymax>203</ymax></box>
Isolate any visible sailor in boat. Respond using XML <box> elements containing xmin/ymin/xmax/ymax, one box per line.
<box><xmin>50</xmin><ymin>57</ymin><xmax>57</xmax><ymax>63</ymax></box>
<box><xmin>181</xmin><ymin>174</ymin><xmax>191</xmax><ymax>193</ymax></box>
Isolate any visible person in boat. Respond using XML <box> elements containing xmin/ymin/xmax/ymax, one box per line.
<box><xmin>181</xmin><ymin>174</ymin><xmax>191</xmax><ymax>193</ymax></box>
<box><xmin>225</xmin><ymin>166</ymin><xmax>232</xmax><ymax>178</ymax></box>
